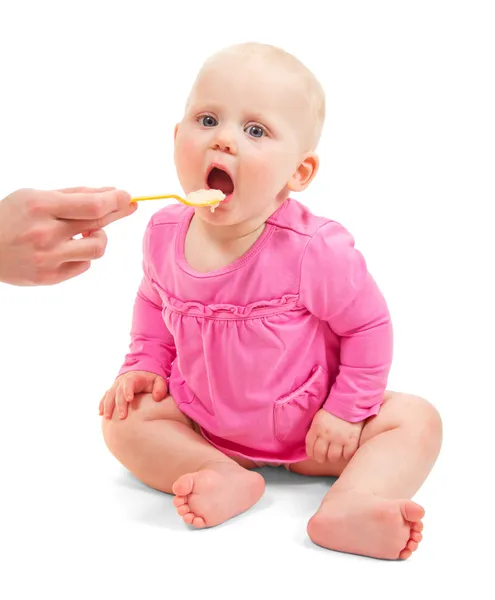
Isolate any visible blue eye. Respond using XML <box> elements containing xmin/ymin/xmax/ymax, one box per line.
<box><xmin>200</xmin><ymin>115</ymin><xmax>218</xmax><ymax>127</ymax></box>
<box><xmin>245</xmin><ymin>124</ymin><xmax>265</xmax><ymax>138</ymax></box>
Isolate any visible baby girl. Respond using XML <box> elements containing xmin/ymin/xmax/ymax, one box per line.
<box><xmin>99</xmin><ymin>42</ymin><xmax>442</xmax><ymax>560</ymax></box>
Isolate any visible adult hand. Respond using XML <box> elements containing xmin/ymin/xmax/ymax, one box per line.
<box><xmin>0</xmin><ymin>186</ymin><xmax>137</xmax><ymax>285</ymax></box>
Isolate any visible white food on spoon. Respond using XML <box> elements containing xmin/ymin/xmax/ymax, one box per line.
<box><xmin>186</xmin><ymin>188</ymin><xmax>226</xmax><ymax>211</ymax></box>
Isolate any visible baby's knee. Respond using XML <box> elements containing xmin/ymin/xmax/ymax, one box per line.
<box><xmin>398</xmin><ymin>393</ymin><xmax>443</xmax><ymax>447</ymax></box>
<box><xmin>100</xmin><ymin>393</ymin><xmax>147</xmax><ymax>454</ymax></box>
<box><xmin>421</xmin><ymin>399</ymin><xmax>442</xmax><ymax>449</ymax></box>
<box><xmin>372</xmin><ymin>392</ymin><xmax>442</xmax><ymax>448</ymax></box>
<box><xmin>411</xmin><ymin>395</ymin><xmax>441</xmax><ymax>429</ymax></box>
<box><xmin>101</xmin><ymin>392</ymin><xmax>193</xmax><ymax>458</ymax></box>
<box><xmin>101</xmin><ymin>409</ymin><xmax>137</xmax><ymax>459</ymax></box>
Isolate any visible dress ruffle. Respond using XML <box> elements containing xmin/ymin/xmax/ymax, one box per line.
<box><xmin>152</xmin><ymin>280</ymin><xmax>299</xmax><ymax>319</ymax></box>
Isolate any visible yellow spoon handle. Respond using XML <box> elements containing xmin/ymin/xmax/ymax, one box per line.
<box><xmin>130</xmin><ymin>193</ymin><xmax>222</xmax><ymax>207</ymax></box>
<box><xmin>130</xmin><ymin>194</ymin><xmax>182</xmax><ymax>202</ymax></box>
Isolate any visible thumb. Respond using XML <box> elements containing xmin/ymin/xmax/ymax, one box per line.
<box><xmin>151</xmin><ymin>376</ymin><xmax>168</xmax><ymax>401</ymax></box>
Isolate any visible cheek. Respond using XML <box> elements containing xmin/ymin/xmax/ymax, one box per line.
<box><xmin>175</xmin><ymin>133</ymin><xmax>203</xmax><ymax>172</ymax></box>
<box><xmin>182</xmin><ymin>136</ymin><xmax>201</xmax><ymax>157</ymax></box>
<box><xmin>244</xmin><ymin>151</ymin><xmax>291</xmax><ymax>190</ymax></box>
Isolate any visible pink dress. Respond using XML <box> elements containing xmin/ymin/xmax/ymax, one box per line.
<box><xmin>118</xmin><ymin>198</ymin><xmax>393</xmax><ymax>463</ymax></box>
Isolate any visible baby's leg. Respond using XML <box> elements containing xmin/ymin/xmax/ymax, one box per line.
<box><xmin>102</xmin><ymin>393</ymin><xmax>265</xmax><ymax>528</ymax></box>
<box><xmin>292</xmin><ymin>392</ymin><xmax>442</xmax><ymax>560</ymax></box>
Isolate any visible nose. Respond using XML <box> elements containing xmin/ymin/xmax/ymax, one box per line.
<box><xmin>211</xmin><ymin>126</ymin><xmax>237</xmax><ymax>154</ymax></box>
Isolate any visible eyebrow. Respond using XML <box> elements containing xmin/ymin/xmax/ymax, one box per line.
<box><xmin>187</xmin><ymin>100</ymin><xmax>223</xmax><ymax>114</ymax></box>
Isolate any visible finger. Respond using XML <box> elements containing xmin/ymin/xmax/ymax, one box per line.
<box><xmin>49</xmin><ymin>189</ymin><xmax>132</xmax><ymax>220</ymax></box>
<box><xmin>313</xmin><ymin>437</ymin><xmax>330</xmax><ymax>464</ymax></box>
<box><xmin>125</xmin><ymin>372</ymin><xmax>154</xmax><ymax>400</ymax></box>
<box><xmin>327</xmin><ymin>443</ymin><xmax>344</xmax><ymax>463</ymax></box>
<box><xmin>305</xmin><ymin>430</ymin><xmax>317</xmax><ymax>459</ymax></box>
<box><xmin>58</xmin><ymin>229</ymin><xmax>108</xmax><ymax>262</ymax></box>
<box><xmin>129</xmin><ymin>372</ymin><xmax>153</xmax><ymax>396</ymax></box>
<box><xmin>80</xmin><ymin>201</ymin><xmax>137</xmax><ymax>232</ymax></box>
<box><xmin>45</xmin><ymin>261</ymin><xmax>91</xmax><ymax>285</ymax></box>
<box><xmin>56</xmin><ymin>186</ymin><xmax>116</xmax><ymax>194</ymax></box>
<box><xmin>104</xmin><ymin>390</ymin><xmax>116</xmax><ymax>420</ymax></box>
<box><xmin>115</xmin><ymin>386</ymin><xmax>128</xmax><ymax>419</ymax></box>
<box><xmin>123</xmin><ymin>378</ymin><xmax>135</xmax><ymax>403</ymax></box>
<box><xmin>64</xmin><ymin>202</ymin><xmax>138</xmax><ymax>237</ymax></box>
<box><xmin>152</xmin><ymin>377</ymin><xmax>168</xmax><ymax>401</ymax></box>
<box><xmin>342</xmin><ymin>439</ymin><xmax>359</xmax><ymax>462</ymax></box>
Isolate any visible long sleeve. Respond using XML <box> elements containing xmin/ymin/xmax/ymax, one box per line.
<box><xmin>299</xmin><ymin>221</ymin><xmax>393</xmax><ymax>422</ymax></box>
<box><xmin>117</xmin><ymin>219</ymin><xmax>176</xmax><ymax>380</ymax></box>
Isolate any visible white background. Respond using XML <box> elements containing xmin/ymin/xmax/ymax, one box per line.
<box><xmin>1</xmin><ymin>1</ymin><xmax>494</xmax><ymax>598</ymax></box>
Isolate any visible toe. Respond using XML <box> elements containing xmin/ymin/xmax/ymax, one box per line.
<box><xmin>192</xmin><ymin>516</ymin><xmax>206</xmax><ymax>528</ymax></box>
<box><xmin>173</xmin><ymin>496</ymin><xmax>188</xmax><ymax>508</ymax></box>
<box><xmin>172</xmin><ymin>474</ymin><xmax>194</xmax><ymax>496</ymax></box>
<box><xmin>401</xmin><ymin>500</ymin><xmax>425</xmax><ymax>523</ymax></box>
<box><xmin>406</xmin><ymin>540</ymin><xmax>419</xmax><ymax>553</ymax></box>
<box><xmin>177</xmin><ymin>504</ymin><xmax>191</xmax><ymax>517</ymax></box>
<box><xmin>410</xmin><ymin>531</ymin><xmax>423</xmax><ymax>543</ymax></box>
<box><xmin>183</xmin><ymin>512</ymin><xmax>195</xmax><ymax>525</ymax></box>
<box><xmin>399</xmin><ymin>548</ymin><xmax>412</xmax><ymax>560</ymax></box>
<box><xmin>412</xmin><ymin>521</ymin><xmax>424</xmax><ymax>532</ymax></box>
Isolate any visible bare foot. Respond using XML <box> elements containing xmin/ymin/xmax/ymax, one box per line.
<box><xmin>172</xmin><ymin>461</ymin><xmax>266</xmax><ymax>528</ymax></box>
<box><xmin>307</xmin><ymin>490</ymin><xmax>424</xmax><ymax>560</ymax></box>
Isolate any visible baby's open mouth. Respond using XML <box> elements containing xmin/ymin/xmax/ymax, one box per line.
<box><xmin>207</xmin><ymin>167</ymin><xmax>235</xmax><ymax>196</ymax></box>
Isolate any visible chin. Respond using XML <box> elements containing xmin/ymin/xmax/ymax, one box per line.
<box><xmin>198</xmin><ymin>204</ymin><xmax>243</xmax><ymax>226</ymax></box>
<box><xmin>198</xmin><ymin>207</ymin><xmax>234</xmax><ymax>225</ymax></box>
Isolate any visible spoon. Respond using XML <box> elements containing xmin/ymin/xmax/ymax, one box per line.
<box><xmin>131</xmin><ymin>188</ymin><xmax>226</xmax><ymax>211</ymax></box>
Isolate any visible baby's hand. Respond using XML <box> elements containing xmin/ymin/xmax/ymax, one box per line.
<box><xmin>99</xmin><ymin>370</ymin><xmax>168</xmax><ymax>420</ymax></box>
<box><xmin>306</xmin><ymin>409</ymin><xmax>365</xmax><ymax>464</ymax></box>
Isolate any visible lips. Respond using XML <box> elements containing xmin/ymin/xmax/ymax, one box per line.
<box><xmin>206</xmin><ymin>165</ymin><xmax>235</xmax><ymax>196</ymax></box>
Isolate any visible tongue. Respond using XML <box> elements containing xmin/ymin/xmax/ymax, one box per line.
<box><xmin>208</xmin><ymin>168</ymin><xmax>234</xmax><ymax>195</ymax></box>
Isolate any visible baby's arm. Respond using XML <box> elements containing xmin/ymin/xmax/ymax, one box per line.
<box><xmin>300</xmin><ymin>221</ymin><xmax>393</xmax><ymax>460</ymax></box>
<box><xmin>117</xmin><ymin>273</ymin><xmax>176</xmax><ymax>381</ymax></box>
<box><xmin>119</xmin><ymin>215</ymin><xmax>176</xmax><ymax>380</ymax></box>
<box><xmin>100</xmin><ymin>221</ymin><xmax>177</xmax><ymax>418</ymax></box>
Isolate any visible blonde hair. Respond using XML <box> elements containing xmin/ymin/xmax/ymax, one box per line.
<box><xmin>192</xmin><ymin>42</ymin><xmax>326</xmax><ymax>150</ymax></box>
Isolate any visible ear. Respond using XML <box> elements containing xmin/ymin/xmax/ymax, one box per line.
<box><xmin>287</xmin><ymin>153</ymin><xmax>319</xmax><ymax>192</ymax></box>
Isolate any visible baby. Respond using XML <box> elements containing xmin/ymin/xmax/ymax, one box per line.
<box><xmin>99</xmin><ymin>42</ymin><xmax>442</xmax><ymax>560</ymax></box>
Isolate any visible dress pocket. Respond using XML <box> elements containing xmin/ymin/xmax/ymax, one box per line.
<box><xmin>273</xmin><ymin>366</ymin><xmax>329</xmax><ymax>444</ymax></box>
<box><xmin>169</xmin><ymin>376</ymin><xmax>195</xmax><ymax>407</ymax></box>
